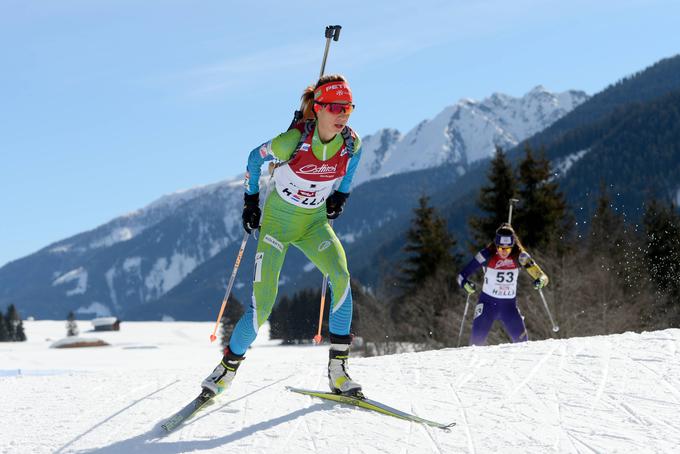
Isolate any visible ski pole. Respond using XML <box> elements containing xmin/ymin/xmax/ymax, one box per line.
<box><xmin>209</xmin><ymin>231</ymin><xmax>250</xmax><ymax>342</ymax></box>
<box><xmin>313</xmin><ymin>219</ymin><xmax>333</xmax><ymax>344</ymax></box>
<box><xmin>311</xmin><ymin>25</ymin><xmax>342</xmax><ymax>344</ymax></box>
<box><xmin>319</xmin><ymin>25</ymin><xmax>342</xmax><ymax>78</ymax></box>
<box><xmin>457</xmin><ymin>293</ymin><xmax>472</xmax><ymax>347</ymax></box>
<box><xmin>287</xmin><ymin>25</ymin><xmax>342</xmax><ymax>131</ymax></box>
<box><xmin>537</xmin><ymin>288</ymin><xmax>559</xmax><ymax>333</ymax></box>
<box><xmin>508</xmin><ymin>198</ymin><xmax>519</xmax><ymax>225</ymax></box>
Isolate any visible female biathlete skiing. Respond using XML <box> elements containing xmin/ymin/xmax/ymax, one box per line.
<box><xmin>457</xmin><ymin>224</ymin><xmax>549</xmax><ymax>346</ymax></box>
<box><xmin>201</xmin><ymin>74</ymin><xmax>364</xmax><ymax>397</ymax></box>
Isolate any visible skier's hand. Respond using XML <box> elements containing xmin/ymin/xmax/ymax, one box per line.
<box><xmin>463</xmin><ymin>280</ymin><xmax>476</xmax><ymax>295</ymax></box>
<box><xmin>242</xmin><ymin>193</ymin><xmax>261</xmax><ymax>234</ymax></box>
<box><xmin>326</xmin><ymin>191</ymin><xmax>349</xmax><ymax>220</ymax></box>
<box><xmin>533</xmin><ymin>274</ymin><xmax>548</xmax><ymax>290</ymax></box>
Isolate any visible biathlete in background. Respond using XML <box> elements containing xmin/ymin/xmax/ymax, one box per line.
<box><xmin>201</xmin><ymin>74</ymin><xmax>364</xmax><ymax>397</ymax></box>
<box><xmin>456</xmin><ymin>224</ymin><xmax>549</xmax><ymax>346</ymax></box>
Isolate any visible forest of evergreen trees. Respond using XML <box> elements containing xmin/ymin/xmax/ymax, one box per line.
<box><xmin>268</xmin><ymin>145</ymin><xmax>680</xmax><ymax>355</ymax></box>
<box><xmin>0</xmin><ymin>304</ymin><xmax>27</xmax><ymax>342</ymax></box>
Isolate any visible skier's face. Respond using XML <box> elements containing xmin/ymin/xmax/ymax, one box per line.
<box><xmin>497</xmin><ymin>246</ymin><xmax>512</xmax><ymax>258</ymax></box>
<box><xmin>315</xmin><ymin>101</ymin><xmax>352</xmax><ymax>137</ymax></box>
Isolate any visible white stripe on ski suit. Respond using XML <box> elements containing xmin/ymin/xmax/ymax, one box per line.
<box><xmin>331</xmin><ymin>278</ymin><xmax>351</xmax><ymax>314</ymax></box>
<box><xmin>251</xmin><ymin>293</ymin><xmax>259</xmax><ymax>333</ymax></box>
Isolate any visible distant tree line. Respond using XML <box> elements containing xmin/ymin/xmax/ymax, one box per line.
<box><xmin>0</xmin><ymin>304</ymin><xmax>27</xmax><ymax>342</ymax></box>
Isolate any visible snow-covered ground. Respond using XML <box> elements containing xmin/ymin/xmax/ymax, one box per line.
<box><xmin>2</xmin><ymin>321</ymin><xmax>679</xmax><ymax>453</ymax></box>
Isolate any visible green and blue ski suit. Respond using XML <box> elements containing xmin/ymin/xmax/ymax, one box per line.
<box><xmin>229</xmin><ymin>120</ymin><xmax>362</xmax><ymax>356</ymax></box>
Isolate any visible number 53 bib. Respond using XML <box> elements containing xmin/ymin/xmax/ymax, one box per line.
<box><xmin>482</xmin><ymin>268</ymin><xmax>519</xmax><ymax>299</ymax></box>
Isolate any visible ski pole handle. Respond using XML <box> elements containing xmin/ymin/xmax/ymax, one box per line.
<box><xmin>538</xmin><ymin>288</ymin><xmax>559</xmax><ymax>333</ymax></box>
<box><xmin>210</xmin><ymin>231</ymin><xmax>250</xmax><ymax>342</ymax></box>
<box><xmin>457</xmin><ymin>293</ymin><xmax>472</xmax><ymax>347</ymax></box>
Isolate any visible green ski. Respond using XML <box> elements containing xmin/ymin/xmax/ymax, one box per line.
<box><xmin>286</xmin><ymin>386</ymin><xmax>455</xmax><ymax>430</ymax></box>
<box><xmin>161</xmin><ymin>389</ymin><xmax>215</xmax><ymax>433</ymax></box>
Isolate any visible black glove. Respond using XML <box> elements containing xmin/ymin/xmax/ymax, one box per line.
<box><xmin>242</xmin><ymin>193</ymin><xmax>261</xmax><ymax>234</ymax></box>
<box><xmin>326</xmin><ymin>191</ymin><xmax>349</xmax><ymax>220</ymax></box>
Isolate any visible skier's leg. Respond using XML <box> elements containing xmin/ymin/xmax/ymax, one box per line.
<box><xmin>202</xmin><ymin>199</ymin><xmax>293</xmax><ymax>394</ymax></box>
<box><xmin>229</xmin><ymin>226</ymin><xmax>289</xmax><ymax>356</ymax></box>
<box><xmin>499</xmin><ymin>299</ymin><xmax>528</xmax><ymax>343</ymax></box>
<box><xmin>295</xmin><ymin>219</ymin><xmax>361</xmax><ymax>395</ymax></box>
<box><xmin>295</xmin><ymin>220</ymin><xmax>352</xmax><ymax>336</ymax></box>
<box><xmin>469</xmin><ymin>295</ymin><xmax>498</xmax><ymax>346</ymax></box>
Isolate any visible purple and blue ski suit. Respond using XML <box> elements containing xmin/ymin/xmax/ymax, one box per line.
<box><xmin>457</xmin><ymin>245</ymin><xmax>529</xmax><ymax>346</ymax></box>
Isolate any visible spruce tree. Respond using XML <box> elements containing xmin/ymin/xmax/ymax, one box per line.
<box><xmin>587</xmin><ymin>185</ymin><xmax>647</xmax><ymax>295</ymax></box>
<box><xmin>513</xmin><ymin>146</ymin><xmax>572</xmax><ymax>252</ymax></box>
<box><xmin>66</xmin><ymin>311</ymin><xmax>78</xmax><ymax>337</ymax></box>
<box><xmin>15</xmin><ymin>319</ymin><xmax>26</xmax><ymax>342</ymax></box>
<box><xmin>469</xmin><ymin>147</ymin><xmax>518</xmax><ymax>249</ymax></box>
<box><xmin>6</xmin><ymin>305</ymin><xmax>19</xmax><ymax>341</ymax></box>
<box><xmin>643</xmin><ymin>199</ymin><xmax>680</xmax><ymax>302</ymax></box>
<box><xmin>400</xmin><ymin>196</ymin><xmax>460</xmax><ymax>293</ymax></box>
<box><xmin>0</xmin><ymin>311</ymin><xmax>8</xmax><ymax>341</ymax></box>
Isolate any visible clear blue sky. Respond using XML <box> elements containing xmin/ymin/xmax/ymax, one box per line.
<box><xmin>1</xmin><ymin>0</ymin><xmax>679</xmax><ymax>267</ymax></box>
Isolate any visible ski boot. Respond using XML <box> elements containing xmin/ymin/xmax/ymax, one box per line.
<box><xmin>201</xmin><ymin>347</ymin><xmax>244</xmax><ymax>396</ymax></box>
<box><xmin>328</xmin><ymin>334</ymin><xmax>363</xmax><ymax>397</ymax></box>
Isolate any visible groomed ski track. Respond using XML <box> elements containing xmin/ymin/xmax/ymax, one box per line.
<box><xmin>2</xmin><ymin>321</ymin><xmax>679</xmax><ymax>453</ymax></box>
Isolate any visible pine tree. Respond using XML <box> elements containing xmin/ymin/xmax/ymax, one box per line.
<box><xmin>0</xmin><ymin>311</ymin><xmax>8</xmax><ymax>342</ymax></box>
<box><xmin>469</xmin><ymin>147</ymin><xmax>518</xmax><ymax>249</ymax></box>
<box><xmin>643</xmin><ymin>198</ymin><xmax>680</xmax><ymax>303</ymax></box>
<box><xmin>513</xmin><ymin>146</ymin><xmax>572</xmax><ymax>252</ymax></box>
<box><xmin>66</xmin><ymin>311</ymin><xmax>78</xmax><ymax>337</ymax></box>
<box><xmin>400</xmin><ymin>196</ymin><xmax>460</xmax><ymax>293</ymax></box>
<box><xmin>6</xmin><ymin>305</ymin><xmax>20</xmax><ymax>341</ymax></box>
<box><xmin>586</xmin><ymin>186</ymin><xmax>648</xmax><ymax>295</ymax></box>
<box><xmin>588</xmin><ymin>186</ymin><xmax>626</xmax><ymax>255</ymax></box>
<box><xmin>15</xmin><ymin>319</ymin><xmax>26</xmax><ymax>342</ymax></box>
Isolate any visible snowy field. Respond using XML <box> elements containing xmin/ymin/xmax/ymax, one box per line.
<box><xmin>2</xmin><ymin>321</ymin><xmax>679</xmax><ymax>453</ymax></box>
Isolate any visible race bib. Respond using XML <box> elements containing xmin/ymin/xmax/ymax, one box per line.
<box><xmin>482</xmin><ymin>268</ymin><xmax>519</xmax><ymax>299</ymax></box>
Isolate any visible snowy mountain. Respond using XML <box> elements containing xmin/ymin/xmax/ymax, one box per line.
<box><xmin>0</xmin><ymin>86</ymin><xmax>585</xmax><ymax>320</ymax></box>
<box><xmin>352</xmin><ymin>86</ymin><xmax>588</xmax><ymax>185</ymax></box>
<box><xmin>3</xmin><ymin>321</ymin><xmax>679</xmax><ymax>453</ymax></box>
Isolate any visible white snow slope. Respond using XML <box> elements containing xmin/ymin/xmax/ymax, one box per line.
<box><xmin>2</xmin><ymin>322</ymin><xmax>679</xmax><ymax>453</ymax></box>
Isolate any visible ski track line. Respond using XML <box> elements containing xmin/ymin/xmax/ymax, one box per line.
<box><xmin>449</xmin><ymin>383</ymin><xmax>475</xmax><ymax>454</ymax></box>
<box><xmin>503</xmin><ymin>347</ymin><xmax>576</xmax><ymax>452</ymax></box>
<box><xmin>590</xmin><ymin>339</ymin><xmax>611</xmax><ymax>411</ymax></box>
<box><xmin>622</xmin><ymin>350</ymin><xmax>680</xmax><ymax>404</ymax></box>
<box><xmin>54</xmin><ymin>379</ymin><xmax>179</xmax><ymax>454</ymax></box>
<box><xmin>412</xmin><ymin>402</ymin><xmax>444</xmax><ymax>454</ymax></box>
<box><xmin>505</xmin><ymin>343</ymin><xmax>559</xmax><ymax>401</ymax></box>
<box><xmin>498</xmin><ymin>364</ymin><xmax>556</xmax><ymax>449</ymax></box>
<box><xmin>551</xmin><ymin>388</ymin><xmax>579</xmax><ymax>454</ymax></box>
<box><xmin>279</xmin><ymin>366</ymin><xmax>323</xmax><ymax>453</ymax></box>
<box><xmin>302</xmin><ymin>413</ymin><xmax>319</xmax><ymax>453</ymax></box>
<box><xmin>455</xmin><ymin>355</ymin><xmax>488</xmax><ymax>389</ymax></box>
<box><xmin>555</xmin><ymin>342</ymin><xmax>582</xmax><ymax>454</ymax></box>
<box><xmin>403</xmin><ymin>413</ymin><xmax>415</xmax><ymax>454</ymax></box>
<box><xmin>565</xmin><ymin>430</ymin><xmax>598</xmax><ymax>454</ymax></box>
<box><xmin>568</xmin><ymin>364</ymin><xmax>650</xmax><ymax>433</ymax></box>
